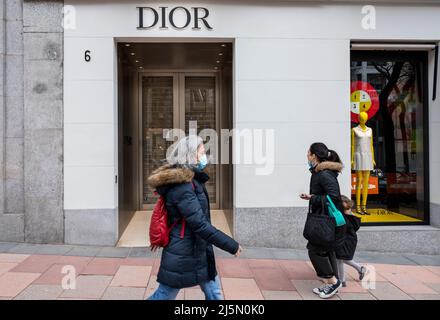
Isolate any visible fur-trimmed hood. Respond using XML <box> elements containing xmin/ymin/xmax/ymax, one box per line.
<box><xmin>314</xmin><ymin>161</ymin><xmax>343</xmax><ymax>173</ymax></box>
<box><xmin>147</xmin><ymin>164</ymin><xmax>194</xmax><ymax>189</ymax></box>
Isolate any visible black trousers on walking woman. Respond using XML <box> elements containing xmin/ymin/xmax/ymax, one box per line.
<box><xmin>307</xmin><ymin>243</ymin><xmax>339</xmax><ymax>279</ymax></box>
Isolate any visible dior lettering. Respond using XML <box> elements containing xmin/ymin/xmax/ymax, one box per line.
<box><xmin>137</xmin><ymin>7</ymin><xmax>213</xmax><ymax>30</ymax></box>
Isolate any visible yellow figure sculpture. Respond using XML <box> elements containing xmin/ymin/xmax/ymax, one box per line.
<box><xmin>351</xmin><ymin>111</ymin><xmax>375</xmax><ymax>215</ymax></box>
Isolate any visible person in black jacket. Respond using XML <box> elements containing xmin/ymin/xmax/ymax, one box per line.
<box><xmin>300</xmin><ymin>142</ymin><xmax>346</xmax><ymax>299</ymax></box>
<box><xmin>335</xmin><ymin>195</ymin><xmax>367</xmax><ymax>287</ymax></box>
<box><xmin>146</xmin><ymin>136</ymin><xmax>242</xmax><ymax>300</ymax></box>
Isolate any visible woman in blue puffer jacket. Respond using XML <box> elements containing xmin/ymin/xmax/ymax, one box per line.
<box><xmin>147</xmin><ymin>136</ymin><xmax>242</xmax><ymax>300</ymax></box>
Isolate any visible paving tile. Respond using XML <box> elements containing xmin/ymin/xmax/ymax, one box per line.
<box><xmin>102</xmin><ymin>286</ymin><xmax>146</xmax><ymax>300</ymax></box>
<box><xmin>396</xmin><ymin>265</ymin><xmax>440</xmax><ymax>284</ymax></box>
<box><xmin>33</xmin><ymin>260</ymin><xmax>89</xmax><ymax>285</ymax></box>
<box><xmin>0</xmin><ymin>242</ymin><xmax>19</xmax><ymax>253</ymax></box>
<box><xmin>14</xmin><ymin>284</ymin><xmax>63</xmax><ymax>300</ymax></box>
<box><xmin>120</xmin><ymin>257</ymin><xmax>156</xmax><ymax>266</ymax></box>
<box><xmin>151</xmin><ymin>259</ymin><xmax>161</xmax><ymax>276</ymax></box>
<box><xmin>368</xmin><ymin>282</ymin><xmax>413</xmax><ymax>300</ymax></box>
<box><xmin>80</xmin><ymin>257</ymin><xmax>124</xmax><ymax>276</ymax></box>
<box><xmin>64</xmin><ymin>246</ymin><xmax>101</xmax><ymax>257</ymax></box>
<box><xmin>59</xmin><ymin>275</ymin><xmax>112</xmax><ymax>299</ymax></box>
<box><xmin>217</xmin><ymin>259</ymin><xmax>253</xmax><ymax>278</ymax></box>
<box><xmin>128</xmin><ymin>247</ymin><xmax>161</xmax><ymax>258</ymax></box>
<box><xmin>0</xmin><ymin>272</ymin><xmax>41</xmax><ymax>297</ymax></box>
<box><xmin>10</xmin><ymin>255</ymin><xmax>61</xmax><ymax>273</ymax></box>
<box><xmin>405</xmin><ymin>254</ymin><xmax>440</xmax><ymax>266</ymax></box>
<box><xmin>144</xmin><ymin>275</ymin><xmax>159</xmax><ymax>299</ymax></box>
<box><xmin>0</xmin><ymin>253</ymin><xmax>30</xmax><ymax>263</ymax></box>
<box><xmin>271</xmin><ymin>249</ymin><xmax>309</xmax><ymax>261</ymax></box>
<box><xmin>339</xmin><ymin>281</ymin><xmax>368</xmax><ymax>293</ymax></box>
<box><xmin>96</xmin><ymin>247</ymin><xmax>131</xmax><ymax>258</ymax></box>
<box><xmin>184</xmin><ymin>288</ymin><xmax>205</xmax><ymax>300</ymax></box>
<box><xmin>6</xmin><ymin>243</ymin><xmax>39</xmax><ymax>255</ymax></box>
<box><xmin>337</xmin><ymin>292</ymin><xmax>376</xmax><ymax>300</ymax></box>
<box><xmin>247</xmin><ymin>259</ymin><xmax>277</xmax><ymax>269</ymax></box>
<box><xmin>252</xmin><ymin>267</ymin><xmax>296</xmax><ymax>291</ymax></box>
<box><xmin>410</xmin><ymin>294</ymin><xmax>440</xmax><ymax>300</ymax></box>
<box><xmin>221</xmin><ymin>278</ymin><xmax>264</xmax><ymax>300</ymax></box>
<box><xmin>356</xmin><ymin>252</ymin><xmax>416</xmax><ymax>266</ymax></box>
<box><xmin>378</xmin><ymin>271</ymin><xmax>437</xmax><ymax>295</ymax></box>
<box><xmin>261</xmin><ymin>290</ymin><xmax>302</xmax><ymax>300</ymax></box>
<box><xmin>31</xmin><ymin>245</ymin><xmax>74</xmax><ymax>256</ymax></box>
<box><xmin>277</xmin><ymin>260</ymin><xmax>317</xmax><ymax>280</ymax></box>
<box><xmin>0</xmin><ymin>262</ymin><xmax>18</xmax><ymax>277</ymax></box>
<box><xmin>241</xmin><ymin>248</ymin><xmax>275</xmax><ymax>259</ymax></box>
<box><xmin>426</xmin><ymin>282</ymin><xmax>440</xmax><ymax>294</ymax></box>
<box><xmin>292</xmin><ymin>280</ymin><xmax>341</xmax><ymax>300</ymax></box>
<box><xmin>110</xmin><ymin>265</ymin><xmax>152</xmax><ymax>287</ymax></box>
<box><xmin>424</xmin><ymin>266</ymin><xmax>440</xmax><ymax>277</ymax></box>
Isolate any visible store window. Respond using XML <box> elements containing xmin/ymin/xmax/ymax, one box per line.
<box><xmin>350</xmin><ymin>51</ymin><xmax>429</xmax><ymax>224</ymax></box>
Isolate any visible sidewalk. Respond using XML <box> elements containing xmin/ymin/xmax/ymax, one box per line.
<box><xmin>0</xmin><ymin>242</ymin><xmax>439</xmax><ymax>300</ymax></box>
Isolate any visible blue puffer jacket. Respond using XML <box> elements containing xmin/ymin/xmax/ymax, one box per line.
<box><xmin>147</xmin><ymin>164</ymin><xmax>239</xmax><ymax>289</ymax></box>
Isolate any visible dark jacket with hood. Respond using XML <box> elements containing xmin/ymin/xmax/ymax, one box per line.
<box><xmin>307</xmin><ymin>161</ymin><xmax>346</xmax><ymax>251</ymax></box>
<box><xmin>148</xmin><ymin>164</ymin><xmax>239</xmax><ymax>289</ymax></box>
<box><xmin>335</xmin><ymin>213</ymin><xmax>361</xmax><ymax>260</ymax></box>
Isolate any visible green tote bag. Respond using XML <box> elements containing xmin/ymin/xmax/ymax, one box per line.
<box><xmin>326</xmin><ymin>195</ymin><xmax>346</xmax><ymax>227</ymax></box>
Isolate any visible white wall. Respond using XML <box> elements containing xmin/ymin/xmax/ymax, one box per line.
<box><xmin>63</xmin><ymin>0</ymin><xmax>440</xmax><ymax>212</ymax></box>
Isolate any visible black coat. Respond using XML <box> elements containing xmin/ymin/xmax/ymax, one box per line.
<box><xmin>335</xmin><ymin>214</ymin><xmax>361</xmax><ymax>260</ymax></box>
<box><xmin>307</xmin><ymin>161</ymin><xmax>346</xmax><ymax>251</ymax></box>
<box><xmin>148</xmin><ymin>164</ymin><xmax>239</xmax><ymax>289</ymax></box>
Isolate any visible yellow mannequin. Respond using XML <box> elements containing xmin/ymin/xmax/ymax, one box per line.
<box><xmin>351</xmin><ymin>112</ymin><xmax>375</xmax><ymax>215</ymax></box>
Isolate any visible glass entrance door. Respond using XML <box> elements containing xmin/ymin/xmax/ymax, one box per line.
<box><xmin>141</xmin><ymin>73</ymin><xmax>218</xmax><ymax>209</ymax></box>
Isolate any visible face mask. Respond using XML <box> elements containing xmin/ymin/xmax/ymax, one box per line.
<box><xmin>307</xmin><ymin>160</ymin><xmax>315</xmax><ymax>170</ymax></box>
<box><xmin>197</xmin><ymin>154</ymin><xmax>208</xmax><ymax>170</ymax></box>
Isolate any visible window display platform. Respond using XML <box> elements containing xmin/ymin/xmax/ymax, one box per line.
<box><xmin>355</xmin><ymin>209</ymin><xmax>423</xmax><ymax>223</ymax></box>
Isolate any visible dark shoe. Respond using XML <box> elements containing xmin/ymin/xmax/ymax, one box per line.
<box><xmin>341</xmin><ymin>281</ymin><xmax>347</xmax><ymax>287</ymax></box>
<box><xmin>359</xmin><ymin>266</ymin><xmax>367</xmax><ymax>281</ymax></box>
<box><xmin>313</xmin><ymin>283</ymin><xmax>330</xmax><ymax>295</ymax></box>
<box><xmin>319</xmin><ymin>280</ymin><xmax>342</xmax><ymax>299</ymax></box>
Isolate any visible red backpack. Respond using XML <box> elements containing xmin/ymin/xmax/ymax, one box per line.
<box><xmin>149</xmin><ymin>183</ymin><xmax>195</xmax><ymax>247</ymax></box>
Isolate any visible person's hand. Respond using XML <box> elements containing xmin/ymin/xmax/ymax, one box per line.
<box><xmin>235</xmin><ymin>245</ymin><xmax>243</xmax><ymax>257</ymax></box>
<box><xmin>299</xmin><ymin>193</ymin><xmax>311</xmax><ymax>200</ymax></box>
<box><xmin>150</xmin><ymin>245</ymin><xmax>159</xmax><ymax>252</ymax></box>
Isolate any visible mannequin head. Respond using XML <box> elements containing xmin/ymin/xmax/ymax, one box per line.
<box><xmin>359</xmin><ymin>112</ymin><xmax>368</xmax><ymax>125</ymax></box>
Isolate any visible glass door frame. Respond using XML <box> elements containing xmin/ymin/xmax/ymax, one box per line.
<box><xmin>138</xmin><ymin>71</ymin><xmax>221</xmax><ymax>210</ymax></box>
<box><xmin>350</xmin><ymin>50</ymin><xmax>430</xmax><ymax>226</ymax></box>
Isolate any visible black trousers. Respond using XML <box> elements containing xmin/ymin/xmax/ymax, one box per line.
<box><xmin>307</xmin><ymin>243</ymin><xmax>339</xmax><ymax>279</ymax></box>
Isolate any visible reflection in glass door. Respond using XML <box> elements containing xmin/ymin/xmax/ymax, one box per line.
<box><xmin>183</xmin><ymin>76</ymin><xmax>218</xmax><ymax>206</ymax></box>
<box><xmin>142</xmin><ymin>75</ymin><xmax>176</xmax><ymax>206</ymax></box>
<box><xmin>141</xmin><ymin>73</ymin><xmax>218</xmax><ymax>209</ymax></box>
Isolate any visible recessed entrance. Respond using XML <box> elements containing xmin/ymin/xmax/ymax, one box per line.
<box><xmin>116</xmin><ymin>42</ymin><xmax>233</xmax><ymax>247</ymax></box>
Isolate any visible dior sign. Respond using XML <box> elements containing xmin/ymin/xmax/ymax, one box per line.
<box><xmin>137</xmin><ymin>6</ymin><xmax>213</xmax><ymax>30</ymax></box>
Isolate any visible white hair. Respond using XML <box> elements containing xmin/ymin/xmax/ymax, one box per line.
<box><xmin>166</xmin><ymin>135</ymin><xmax>204</xmax><ymax>167</ymax></box>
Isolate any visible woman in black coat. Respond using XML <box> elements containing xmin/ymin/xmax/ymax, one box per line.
<box><xmin>146</xmin><ymin>136</ymin><xmax>242</xmax><ymax>300</ymax></box>
<box><xmin>300</xmin><ymin>142</ymin><xmax>346</xmax><ymax>299</ymax></box>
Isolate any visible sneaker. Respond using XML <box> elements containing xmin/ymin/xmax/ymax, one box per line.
<box><xmin>359</xmin><ymin>266</ymin><xmax>367</xmax><ymax>281</ymax></box>
<box><xmin>313</xmin><ymin>283</ymin><xmax>330</xmax><ymax>295</ymax></box>
<box><xmin>319</xmin><ymin>280</ymin><xmax>342</xmax><ymax>299</ymax></box>
<box><xmin>341</xmin><ymin>281</ymin><xmax>347</xmax><ymax>287</ymax></box>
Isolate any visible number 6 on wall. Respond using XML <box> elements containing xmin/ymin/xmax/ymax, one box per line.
<box><xmin>84</xmin><ymin>50</ymin><xmax>91</xmax><ymax>62</ymax></box>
